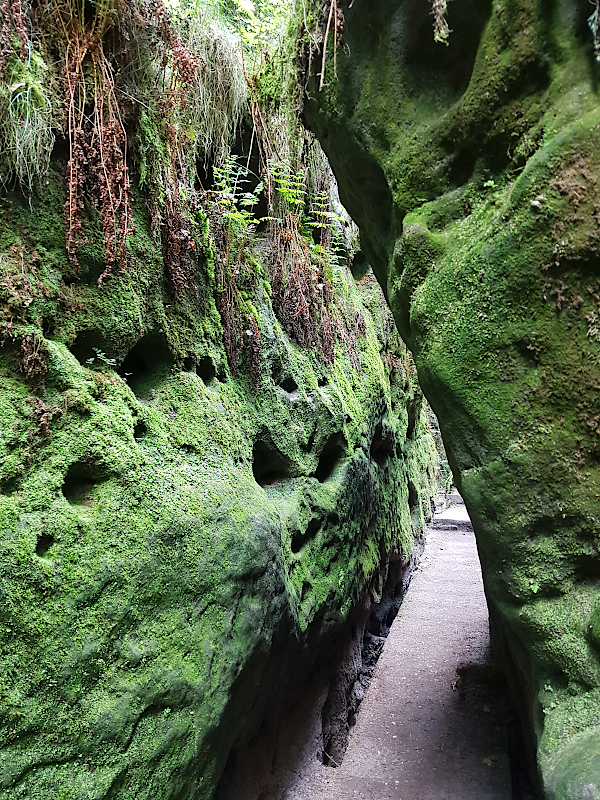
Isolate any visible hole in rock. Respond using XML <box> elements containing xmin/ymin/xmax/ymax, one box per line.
<box><xmin>279</xmin><ymin>376</ymin><xmax>298</xmax><ymax>394</ymax></box>
<box><xmin>515</xmin><ymin>339</ymin><xmax>540</xmax><ymax>367</ymax></box>
<box><xmin>302</xmin><ymin>431</ymin><xmax>316</xmax><ymax>453</ymax></box>
<box><xmin>41</xmin><ymin>317</ymin><xmax>54</xmax><ymax>338</ymax></box>
<box><xmin>299</xmin><ymin>580</ymin><xmax>311</xmax><ymax>601</ymax></box>
<box><xmin>447</xmin><ymin>149</ymin><xmax>477</xmax><ymax>189</ymax></box>
<box><xmin>350</xmin><ymin>249</ymin><xmax>370</xmax><ymax>281</ymax></box>
<box><xmin>370</xmin><ymin>422</ymin><xmax>395</xmax><ymax>466</ymax></box>
<box><xmin>408</xmin><ymin>479</ymin><xmax>419</xmax><ymax>511</ymax></box>
<box><xmin>70</xmin><ymin>330</ymin><xmax>113</xmax><ymax>367</ymax></box>
<box><xmin>402</xmin><ymin>0</ymin><xmax>492</xmax><ymax>99</ymax></box>
<box><xmin>291</xmin><ymin>517</ymin><xmax>322</xmax><ymax>554</ymax></box>
<box><xmin>315</xmin><ymin>432</ymin><xmax>348</xmax><ymax>483</ymax></box>
<box><xmin>133</xmin><ymin>421</ymin><xmax>148</xmax><ymax>439</ymax></box>
<box><xmin>252</xmin><ymin>439</ymin><xmax>295</xmax><ymax>486</ymax></box>
<box><xmin>200</xmin><ymin>120</ymin><xmax>268</xmax><ymax>217</ymax></box>
<box><xmin>232</xmin><ymin>122</ymin><xmax>268</xmax><ymax>221</ymax></box>
<box><xmin>575</xmin><ymin>554</ymin><xmax>600</xmax><ymax>581</ymax></box>
<box><xmin>196</xmin><ymin>158</ymin><xmax>215</xmax><ymax>191</ymax></box>
<box><xmin>183</xmin><ymin>356</ymin><xmax>195</xmax><ymax>372</ymax></box>
<box><xmin>36</xmin><ymin>533</ymin><xmax>54</xmax><ymax>557</ymax></box>
<box><xmin>118</xmin><ymin>332</ymin><xmax>174</xmax><ymax>397</ymax></box>
<box><xmin>1</xmin><ymin>476</ymin><xmax>20</xmax><ymax>495</ymax></box>
<box><xmin>62</xmin><ymin>461</ymin><xmax>106</xmax><ymax>506</ymax></box>
<box><xmin>196</xmin><ymin>356</ymin><xmax>216</xmax><ymax>384</ymax></box>
<box><xmin>271</xmin><ymin>359</ymin><xmax>297</xmax><ymax>394</ymax></box>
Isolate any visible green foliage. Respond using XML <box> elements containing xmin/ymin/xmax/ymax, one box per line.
<box><xmin>177</xmin><ymin>2</ymin><xmax>248</xmax><ymax>167</ymax></box>
<box><xmin>218</xmin><ymin>0</ymin><xmax>291</xmax><ymax>56</ymax></box>
<box><xmin>212</xmin><ymin>153</ymin><xmax>263</xmax><ymax>260</ymax></box>
<box><xmin>308</xmin><ymin>189</ymin><xmax>346</xmax><ymax>268</ymax></box>
<box><xmin>123</xmin><ymin>0</ymin><xmax>247</xmax><ymax>174</ymax></box>
<box><xmin>208</xmin><ymin>154</ymin><xmax>263</xmax><ymax>377</ymax></box>
<box><xmin>85</xmin><ymin>348</ymin><xmax>118</xmax><ymax>370</ymax></box>
<box><xmin>270</xmin><ymin>160</ymin><xmax>306</xmax><ymax>212</ymax></box>
<box><xmin>431</xmin><ymin>0</ymin><xmax>450</xmax><ymax>45</ymax></box>
<box><xmin>0</xmin><ymin>46</ymin><xmax>54</xmax><ymax>192</ymax></box>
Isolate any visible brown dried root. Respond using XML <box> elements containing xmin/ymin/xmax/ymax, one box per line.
<box><xmin>43</xmin><ymin>0</ymin><xmax>133</xmax><ymax>278</ymax></box>
<box><xmin>0</xmin><ymin>0</ymin><xmax>28</xmax><ymax>73</ymax></box>
<box><xmin>19</xmin><ymin>332</ymin><xmax>48</xmax><ymax>388</ymax></box>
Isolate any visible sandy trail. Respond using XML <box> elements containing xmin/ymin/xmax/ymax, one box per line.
<box><xmin>285</xmin><ymin>501</ymin><xmax>512</xmax><ymax>800</ymax></box>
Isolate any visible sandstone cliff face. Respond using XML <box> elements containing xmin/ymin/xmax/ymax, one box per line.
<box><xmin>304</xmin><ymin>0</ymin><xmax>600</xmax><ymax>795</ymax></box>
<box><xmin>0</xmin><ymin>153</ymin><xmax>438</xmax><ymax>797</ymax></box>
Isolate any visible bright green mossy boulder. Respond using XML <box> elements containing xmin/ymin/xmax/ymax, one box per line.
<box><xmin>304</xmin><ymin>0</ymin><xmax>600</xmax><ymax>795</ymax></box>
<box><xmin>0</xmin><ymin>160</ymin><xmax>437</xmax><ymax>797</ymax></box>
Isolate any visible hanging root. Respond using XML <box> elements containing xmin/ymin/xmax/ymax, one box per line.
<box><xmin>318</xmin><ymin>0</ymin><xmax>344</xmax><ymax>90</ymax></box>
<box><xmin>589</xmin><ymin>0</ymin><xmax>600</xmax><ymax>62</ymax></box>
<box><xmin>431</xmin><ymin>0</ymin><xmax>451</xmax><ymax>44</ymax></box>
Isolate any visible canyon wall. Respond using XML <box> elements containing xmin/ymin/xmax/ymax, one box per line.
<box><xmin>0</xmin><ymin>158</ymin><xmax>437</xmax><ymax>797</ymax></box>
<box><xmin>304</xmin><ymin>0</ymin><xmax>600</xmax><ymax>796</ymax></box>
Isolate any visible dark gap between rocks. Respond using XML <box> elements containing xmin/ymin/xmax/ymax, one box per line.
<box><xmin>118</xmin><ymin>332</ymin><xmax>174</xmax><ymax>398</ymax></box>
<box><xmin>291</xmin><ymin>517</ymin><xmax>322</xmax><ymax>554</ymax></box>
<box><xmin>196</xmin><ymin>355</ymin><xmax>216</xmax><ymax>384</ymax></box>
<box><xmin>70</xmin><ymin>329</ymin><xmax>113</xmax><ymax>367</ymax></box>
<box><xmin>133</xmin><ymin>421</ymin><xmax>148</xmax><ymax>440</ymax></box>
<box><xmin>407</xmin><ymin>478</ymin><xmax>418</xmax><ymax>510</ymax></box>
<box><xmin>370</xmin><ymin>421</ymin><xmax>395</xmax><ymax>467</ymax></box>
<box><xmin>406</xmin><ymin>401</ymin><xmax>418</xmax><ymax>439</ymax></box>
<box><xmin>253</xmin><ymin>438</ymin><xmax>295</xmax><ymax>486</ymax></box>
<box><xmin>321</xmin><ymin>554</ymin><xmax>420</xmax><ymax>767</ymax></box>
<box><xmin>315</xmin><ymin>432</ymin><xmax>347</xmax><ymax>483</ymax></box>
<box><xmin>279</xmin><ymin>376</ymin><xmax>298</xmax><ymax>393</ymax></box>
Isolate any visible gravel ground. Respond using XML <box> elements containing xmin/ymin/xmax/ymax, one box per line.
<box><xmin>283</xmin><ymin>501</ymin><xmax>513</xmax><ymax>800</ymax></box>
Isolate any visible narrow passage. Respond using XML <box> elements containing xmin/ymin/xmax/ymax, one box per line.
<box><xmin>289</xmin><ymin>499</ymin><xmax>512</xmax><ymax>799</ymax></box>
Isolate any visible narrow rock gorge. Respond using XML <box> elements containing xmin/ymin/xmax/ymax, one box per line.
<box><xmin>1</xmin><ymin>0</ymin><xmax>600</xmax><ymax>798</ymax></box>
<box><xmin>304</xmin><ymin>0</ymin><xmax>600</xmax><ymax>797</ymax></box>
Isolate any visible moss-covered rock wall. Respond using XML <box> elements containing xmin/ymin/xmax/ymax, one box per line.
<box><xmin>303</xmin><ymin>0</ymin><xmax>600</xmax><ymax>796</ymax></box>
<box><xmin>0</xmin><ymin>148</ymin><xmax>438</xmax><ymax>797</ymax></box>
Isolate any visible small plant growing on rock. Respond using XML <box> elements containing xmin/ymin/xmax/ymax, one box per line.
<box><xmin>85</xmin><ymin>348</ymin><xmax>117</xmax><ymax>370</ymax></box>
<box><xmin>0</xmin><ymin>42</ymin><xmax>54</xmax><ymax>193</ymax></box>
<box><xmin>431</xmin><ymin>0</ymin><xmax>451</xmax><ymax>44</ymax></box>
<box><xmin>208</xmin><ymin>154</ymin><xmax>263</xmax><ymax>380</ymax></box>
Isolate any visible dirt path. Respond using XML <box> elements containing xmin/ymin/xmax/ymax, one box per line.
<box><xmin>285</xmin><ymin>501</ymin><xmax>512</xmax><ymax>800</ymax></box>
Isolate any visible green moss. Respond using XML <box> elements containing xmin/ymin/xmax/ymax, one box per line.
<box><xmin>303</xmin><ymin>0</ymin><xmax>600</xmax><ymax>795</ymax></box>
<box><xmin>0</xmin><ymin>143</ymin><xmax>438</xmax><ymax>798</ymax></box>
